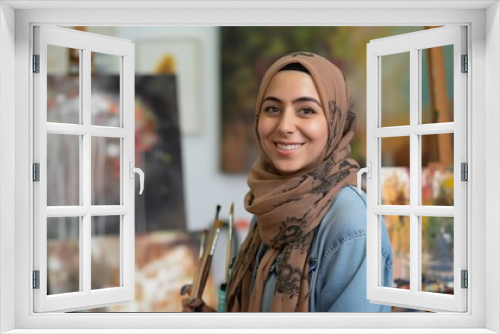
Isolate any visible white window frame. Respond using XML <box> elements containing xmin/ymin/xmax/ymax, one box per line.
<box><xmin>0</xmin><ymin>2</ymin><xmax>498</xmax><ymax>333</ymax></box>
<box><xmin>366</xmin><ymin>26</ymin><xmax>467</xmax><ymax>312</ymax></box>
<box><xmin>33</xmin><ymin>25</ymin><xmax>136</xmax><ymax>312</ymax></box>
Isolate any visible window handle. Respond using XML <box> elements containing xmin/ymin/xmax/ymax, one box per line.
<box><xmin>357</xmin><ymin>162</ymin><xmax>371</xmax><ymax>194</ymax></box>
<box><xmin>129</xmin><ymin>162</ymin><xmax>145</xmax><ymax>195</ymax></box>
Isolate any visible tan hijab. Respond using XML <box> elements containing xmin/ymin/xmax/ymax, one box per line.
<box><xmin>226</xmin><ymin>52</ymin><xmax>360</xmax><ymax>312</ymax></box>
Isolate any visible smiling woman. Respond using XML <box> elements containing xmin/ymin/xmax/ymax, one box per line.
<box><xmin>181</xmin><ymin>52</ymin><xmax>393</xmax><ymax>312</ymax></box>
<box><xmin>257</xmin><ymin>66</ymin><xmax>329</xmax><ymax>175</ymax></box>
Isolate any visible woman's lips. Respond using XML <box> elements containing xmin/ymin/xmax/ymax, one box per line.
<box><xmin>274</xmin><ymin>142</ymin><xmax>303</xmax><ymax>155</ymax></box>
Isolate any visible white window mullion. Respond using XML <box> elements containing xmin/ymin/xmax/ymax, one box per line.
<box><xmin>454</xmin><ymin>26</ymin><xmax>468</xmax><ymax>313</ymax></box>
<box><xmin>46</xmin><ymin>123</ymin><xmax>129</xmax><ymax>138</ymax></box>
<box><xmin>365</xmin><ymin>41</ymin><xmax>379</xmax><ymax>300</ymax></box>
<box><xmin>122</xmin><ymin>46</ymin><xmax>135</xmax><ymax>294</ymax></box>
<box><xmin>46</xmin><ymin>206</ymin><xmax>129</xmax><ymax>217</ymax></box>
<box><xmin>372</xmin><ymin>126</ymin><xmax>411</xmax><ymax>138</ymax></box>
<box><xmin>119</xmin><ymin>55</ymin><xmax>125</xmax><ymax>288</ymax></box>
<box><xmin>90</xmin><ymin>126</ymin><xmax>129</xmax><ymax>138</ymax></box>
<box><xmin>33</xmin><ymin>26</ymin><xmax>49</xmax><ymax>309</ymax></box>
<box><xmin>413</xmin><ymin>123</ymin><xmax>454</xmax><ymax>135</ymax></box>
<box><xmin>47</xmin><ymin>123</ymin><xmax>87</xmax><ymax>136</ymax></box>
<box><xmin>78</xmin><ymin>48</ymin><xmax>84</xmax><ymax>293</ymax></box>
<box><xmin>374</xmin><ymin>205</ymin><xmax>454</xmax><ymax>217</ymax></box>
<box><xmin>90</xmin><ymin>206</ymin><xmax>129</xmax><ymax>216</ymax></box>
<box><xmin>373</xmin><ymin>123</ymin><xmax>454</xmax><ymax>138</ymax></box>
<box><xmin>409</xmin><ymin>47</ymin><xmax>420</xmax><ymax>295</ymax></box>
<box><xmin>82</xmin><ymin>47</ymin><xmax>92</xmax><ymax>296</ymax></box>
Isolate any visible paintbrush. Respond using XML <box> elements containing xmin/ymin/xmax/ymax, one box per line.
<box><xmin>191</xmin><ymin>228</ymin><xmax>207</xmax><ymax>299</ymax></box>
<box><xmin>196</xmin><ymin>219</ymin><xmax>223</xmax><ymax>299</ymax></box>
<box><xmin>218</xmin><ymin>202</ymin><xmax>235</xmax><ymax>312</ymax></box>
<box><xmin>191</xmin><ymin>205</ymin><xmax>222</xmax><ymax>300</ymax></box>
<box><xmin>225</xmin><ymin>202</ymin><xmax>234</xmax><ymax>287</ymax></box>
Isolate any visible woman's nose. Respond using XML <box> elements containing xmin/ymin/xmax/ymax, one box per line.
<box><xmin>276</xmin><ymin>109</ymin><xmax>296</xmax><ymax>134</ymax></box>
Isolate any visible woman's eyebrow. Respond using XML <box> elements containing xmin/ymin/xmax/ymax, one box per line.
<box><xmin>293</xmin><ymin>97</ymin><xmax>322</xmax><ymax>107</ymax></box>
<box><xmin>262</xmin><ymin>96</ymin><xmax>281</xmax><ymax>103</ymax></box>
<box><xmin>262</xmin><ymin>96</ymin><xmax>322</xmax><ymax>107</ymax></box>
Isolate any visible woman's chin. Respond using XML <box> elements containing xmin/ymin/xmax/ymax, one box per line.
<box><xmin>273</xmin><ymin>163</ymin><xmax>302</xmax><ymax>176</ymax></box>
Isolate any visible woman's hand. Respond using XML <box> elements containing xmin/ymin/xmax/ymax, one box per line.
<box><xmin>180</xmin><ymin>284</ymin><xmax>216</xmax><ymax>312</ymax></box>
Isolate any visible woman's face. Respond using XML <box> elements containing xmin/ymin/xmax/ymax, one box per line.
<box><xmin>258</xmin><ymin>70</ymin><xmax>328</xmax><ymax>175</ymax></box>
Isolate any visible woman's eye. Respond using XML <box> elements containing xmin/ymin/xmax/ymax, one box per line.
<box><xmin>264</xmin><ymin>106</ymin><xmax>280</xmax><ymax>114</ymax></box>
<box><xmin>299</xmin><ymin>107</ymin><xmax>316</xmax><ymax>115</ymax></box>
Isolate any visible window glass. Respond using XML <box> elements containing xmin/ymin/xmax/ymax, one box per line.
<box><xmin>47</xmin><ymin>134</ymin><xmax>80</xmax><ymax>206</ymax></box>
<box><xmin>91</xmin><ymin>215</ymin><xmax>121</xmax><ymax>290</ymax></box>
<box><xmin>381</xmin><ymin>136</ymin><xmax>410</xmax><ymax>205</ymax></box>
<box><xmin>91</xmin><ymin>52</ymin><xmax>121</xmax><ymax>127</ymax></box>
<box><xmin>421</xmin><ymin>45</ymin><xmax>454</xmax><ymax>124</ymax></box>
<box><xmin>381</xmin><ymin>52</ymin><xmax>410</xmax><ymax>127</ymax></box>
<box><xmin>47</xmin><ymin>45</ymin><xmax>80</xmax><ymax>124</ymax></box>
<box><xmin>47</xmin><ymin>217</ymin><xmax>80</xmax><ymax>294</ymax></box>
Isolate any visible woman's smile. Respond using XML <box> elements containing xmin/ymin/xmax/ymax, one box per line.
<box><xmin>275</xmin><ymin>142</ymin><xmax>303</xmax><ymax>153</ymax></box>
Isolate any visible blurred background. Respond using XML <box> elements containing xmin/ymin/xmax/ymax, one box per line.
<box><xmin>45</xmin><ymin>26</ymin><xmax>454</xmax><ymax>312</ymax></box>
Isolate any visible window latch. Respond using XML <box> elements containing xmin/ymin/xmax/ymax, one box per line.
<box><xmin>129</xmin><ymin>162</ymin><xmax>145</xmax><ymax>195</ymax></box>
<box><xmin>357</xmin><ymin>162</ymin><xmax>371</xmax><ymax>194</ymax></box>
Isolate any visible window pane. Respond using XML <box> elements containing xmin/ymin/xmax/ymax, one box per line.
<box><xmin>383</xmin><ymin>215</ymin><xmax>410</xmax><ymax>290</ymax></box>
<box><xmin>47</xmin><ymin>134</ymin><xmax>80</xmax><ymax>206</ymax></box>
<box><xmin>421</xmin><ymin>216</ymin><xmax>454</xmax><ymax>294</ymax></box>
<box><xmin>381</xmin><ymin>136</ymin><xmax>410</xmax><ymax>205</ymax></box>
<box><xmin>91</xmin><ymin>216</ymin><xmax>120</xmax><ymax>290</ymax></box>
<box><xmin>421</xmin><ymin>45</ymin><xmax>454</xmax><ymax>124</ymax></box>
<box><xmin>92</xmin><ymin>137</ymin><xmax>121</xmax><ymax>205</ymax></box>
<box><xmin>421</xmin><ymin>134</ymin><xmax>454</xmax><ymax>206</ymax></box>
<box><xmin>47</xmin><ymin>217</ymin><xmax>80</xmax><ymax>295</ymax></box>
<box><xmin>91</xmin><ymin>52</ymin><xmax>120</xmax><ymax>127</ymax></box>
<box><xmin>47</xmin><ymin>45</ymin><xmax>80</xmax><ymax>124</ymax></box>
<box><xmin>381</xmin><ymin>52</ymin><xmax>410</xmax><ymax>127</ymax></box>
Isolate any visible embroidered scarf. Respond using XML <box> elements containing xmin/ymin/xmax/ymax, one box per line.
<box><xmin>226</xmin><ymin>52</ymin><xmax>360</xmax><ymax>312</ymax></box>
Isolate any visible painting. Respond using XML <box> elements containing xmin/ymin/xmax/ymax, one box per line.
<box><xmin>137</xmin><ymin>38</ymin><xmax>202</xmax><ymax>135</ymax></box>
<box><xmin>47</xmin><ymin>73</ymin><xmax>195</xmax><ymax>311</ymax></box>
<box><xmin>219</xmin><ymin>26</ymin><xmax>427</xmax><ymax>173</ymax></box>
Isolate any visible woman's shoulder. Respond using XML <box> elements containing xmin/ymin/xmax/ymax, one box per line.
<box><xmin>309</xmin><ymin>186</ymin><xmax>368</xmax><ymax>260</ymax></box>
<box><xmin>320</xmin><ymin>185</ymin><xmax>367</xmax><ymax>236</ymax></box>
<box><xmin>308</xmin><ymin>186</ymin><xmax>367</xmax><ymax>270</ymax></box>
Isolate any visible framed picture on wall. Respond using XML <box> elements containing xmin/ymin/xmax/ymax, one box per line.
<box><xmin>137</xmin><ymin>37</ymin><xmax>202</xmax><ymax>135</ymax></box>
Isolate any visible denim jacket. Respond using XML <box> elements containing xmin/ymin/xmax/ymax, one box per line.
<box><xmin>250</xmin><ymin>186</ymin><xmax>393</xmax><ymax>312</ymax></box>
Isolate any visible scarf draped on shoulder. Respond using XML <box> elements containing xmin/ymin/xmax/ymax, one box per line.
<box><xmin>226</xmin><ymin>52</ymin><xmax>360</xmax><ymax>312</ymax></box>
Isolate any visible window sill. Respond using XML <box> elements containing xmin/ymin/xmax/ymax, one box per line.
<box><xmin>3</xmin><ymin>329</ymin><xmax>498</xmax><ymax>334</ymax></box>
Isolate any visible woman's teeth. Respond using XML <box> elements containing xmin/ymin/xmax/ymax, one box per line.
<box><xmin>277</xmin><ymin>143</ymin><xmax>301</xmax><ymax>151</ymax></box>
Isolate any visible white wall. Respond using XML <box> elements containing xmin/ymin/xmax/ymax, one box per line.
<box><xmin>0</xmin><ymin>2</ymin><xmax>16</xmax><ymax>333</ymax></box>
<box><xmin>485</xmin><ymin>2</ymin><xmax>500</xmax><ymax>332</ymax></box>
<box><xmin>111</xmin><ymin>26</ymin><xmax>253</xmax><ymax>233</ymax></box>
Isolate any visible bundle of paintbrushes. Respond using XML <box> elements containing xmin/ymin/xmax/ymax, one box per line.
<box><xmin>189</xmin><ymin>203</ymin><xmax>236</xmax><ymax>312</ymax></box>
<box><xmin>217</xmin><ymin>202</ymin><xmax>235</xmax><ymax>312</ymax></box>
<box><xmin>191</xmin><ymin>205</ymin><xmax>224</xmax><ymax>302</ymax></box>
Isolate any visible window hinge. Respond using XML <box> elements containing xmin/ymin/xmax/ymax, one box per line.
<box><xmin>33</xmin><ymin>270</ymin><xmax>40</xmax><ymax>289</ymax></box>
<box><xmin>461</xmin><ymin>162</ymin><xmax>468</xmax><ymax>181</ymax></box>
<box><xmin>33</xmin><ymin>54</ymin><xmax>40</xmax><ymax>73</ymax></box>
<box><xmin>461</xmin><ymin>54</ymin><xmax>468</xmax><ymax>73</ymax></box>
<box><xmin>461</xmin><ymin>270</ymin><xmax>468</xmax><ymax>289</ymax></box>
<box><xmin>33</xmin><ymin>163</ymin><xmax>40</xmax><ymax>182</ymax></box>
